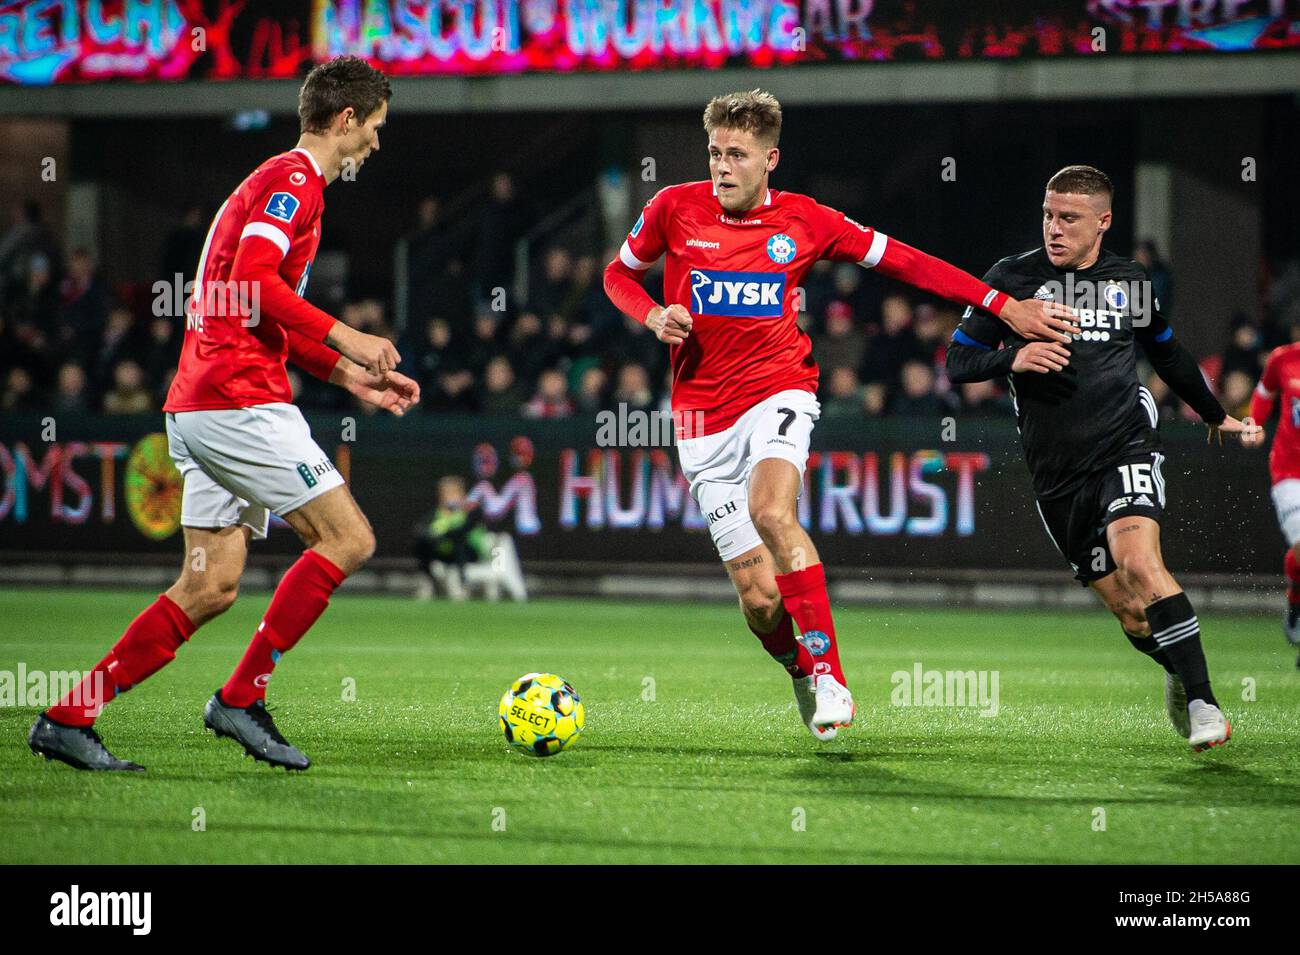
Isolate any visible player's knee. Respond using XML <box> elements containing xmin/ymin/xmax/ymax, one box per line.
<box><xmin>1116</xmin><ymin>550</ymin><xmax>1164</xmax><ymax>588</ymax></box>
<box><xmin>749</xmin><ymin>502</ymin><xmax>797</xmax><ymax>542</ymax></box>
<box><xmin>1112</xmin><ymin>599</ymin><xmax>1148</xmax><ymax>636</ymax></box>
<box><xmin>335</xmin><ymin>523</ymin><xmax>376</xmax><ymax>574</ymax></box>
<box><xmin>187</xmin><ymin>574</ymin><xmax>239</xmax><ymax>622</ymax></box>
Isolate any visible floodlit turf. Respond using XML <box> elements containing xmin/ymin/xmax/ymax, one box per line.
<box><xmin>1</xmin><ymin>587</ymin><xmax>1298</xmax><ymax>864</ymax></box>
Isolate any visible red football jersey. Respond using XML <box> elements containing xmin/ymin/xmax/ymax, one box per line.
<box><xmin>613</xmin><ymin>181</ymin><xmax>1006</xmax><ymax>436</ymax></box>
<box><xmin>164</xmin><ymin>148</ymin><xmax>326</xmax><ymax>412</ymax></box>
<box><xmin>619</xmin><ymin>182</ymin><xmax>881</xmax><ymax>435</ymax></box>
<box><xmin>1254</xmin><ymin>343</ymin><xmax>1300</xmax><ymax>483</ymax></box>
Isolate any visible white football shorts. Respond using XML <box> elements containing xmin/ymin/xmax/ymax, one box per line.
<box><xmin>1272</xmin><ymin>478</ymin><xmax>1300</xmax><ymax>547</ymax></box>
<box><xmin>166</xmin><ymin>403</ymin><xmax>343</xmax><ymax>540</ymax></box>
<box><xmin>676</xmin><ymin>388</ymin><xmax>820</xmax><ymax>562</ymax></box>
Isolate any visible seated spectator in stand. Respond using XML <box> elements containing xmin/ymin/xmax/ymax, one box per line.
<box><xmin>103</xmin><ymin>359</ymin><xmax>153</xmax><ymax>414</ymax></box>
<box><xmin>58</xmin><ymin>247</ymin><xmax>108</xmax><ymax>349</ymax></box>
<box><xmin>1221</xmin><ymin>313</ymin><xmax>1264</xmax><ymax>379</ymax></box>
<box><xmin>414</xmin><ymin>318</ymin><xmax>455</xmax><ymax>394</ymax></box>
<box><xmin>463</xmin><ymin>310</ymin><xmax>502</xmax><ymax>377</ymax></box>
<box><xmin>888</xmin><ymin>360</ymin><xmax>952</xmax><ymax>417</ymax></box>
<box><xmin>959</xmin><ymin>379</ymin><xmax>1012</xmax><ymax>417</ymax></box>
<box><xmin>862</xmin><ymin>381</ymin><xmax>887</xmax><ymax>418</ymax></box>
<box><xmin>813</xmin><ymin>301</ymin><xmax>866</xmax><ymax>373</ymax></box>
<box><xmin>91</xmin><ymin>305</ymin><xmax>141</xmax><ymax>392</ymax></box>
<box><xmin>141</xmin><ymin>316</ymin><xmax>181</xmax><ymax>393</ymax></box>
<box><xmin>821</xmin><ymin>366</ymin><xmax>863</xmax><ymax>418</ymax></box>
<box><xmin>859</xmin><ymin>293</ymin><xmax>926</xmax><ymax>392</ymax></box>
<box><xmin>913</xmin><ymin>303</ymin><xmax>949</xmax><ymax>369</ymax></box>
<box><xmin>1220</xmin><ymin>369</ymin><xmax>1254</xmax><ymax>420</ymax></box>
<box><xmin>611</xmin><ymin>362</ymin><xmax>653</xmax><ymax>412</ymax></box>
<box><xmin>532</xmin><ymin>246</ymin><xmax>574</xmax><ymax>319</ymax></box>
<box><xmin>523</xmin><ymin>367</ymin><xmax>574</xmax><ymax>419</ymax></box>
<box><xmin>574</xmin><ymin>365</ymin><xmax>608</xmax><ymax>414</ymax></box>
<box><xmin>480</xmin><ymin>356</ymin><xmax>524</xmax><ymax>414</ymax></box>
<box><xmin>52</xmin><ymin>362</ymin><xmax>89</xmax><ymax>413</ymax></box>
<box><xmin>428</xmin><ymin>367</ymin><xmax>478</xmax><ymax>413</ymax></box>
<box><xmin>1135</xmin><ymin>239</ymin><xmax>1173</xmax><ymax>314</ymax></box>
<box><xmin>1</xmin><ymin>366</ymin><xmax>39</xmax><ymax>412</ymax></box>
<box><xmin>508</xmin><ymin>311</ymin><xmax>557</xmax><ymax>386</ymax></box>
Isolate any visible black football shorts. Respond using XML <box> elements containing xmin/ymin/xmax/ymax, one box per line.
<box><xmin>1034</xmin><ymin>450</ymin><xmax>1166</xmax><ymax>584</ymax></box>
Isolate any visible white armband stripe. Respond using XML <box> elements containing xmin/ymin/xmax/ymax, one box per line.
<box><xmin>240</xmin><ymin>222</ymin><xmax>290</xmax><ymax>259</ymax></box>
<box><xmin>620</xmin><ymin>240</ymin><xmax>654</xmax><ymax>271</ymax></box>
<box><xmin>860</xmin><ymin>230</ymin><xmax>889</xmax><ymax>268</ymax></box>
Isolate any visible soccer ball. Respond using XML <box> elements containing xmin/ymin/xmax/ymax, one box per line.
<box><xmin>498</xmin><ymin>673</ymin><xmax>585</xmax><ymax>757</ymax></box>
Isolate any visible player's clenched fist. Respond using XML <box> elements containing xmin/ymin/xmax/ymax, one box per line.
<box><xmin>646</xmin><ymin>304</ymin><xmax>693</xmax><ymax>345</ymax></box>
<box><xmin>329</xmin><ymin>322</ymin><xmax>401</xmax><ymax>375</ymax></box>
<box><xmin>1011</xmin><ymin>341</ymin><xmax>1071</xmax><ymax>374</ymax></box>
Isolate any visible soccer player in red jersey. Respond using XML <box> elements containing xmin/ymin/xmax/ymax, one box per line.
<box><xmin>1249</xmin><ymin>342</ymin><xmax>1300</xmax><ymax>663</ymax></box>
<box><xmin>603</xmin><ymin>90</ymin><xmax>1076</xmax><ymax>739</ymax></box>
<box><xmin>29</xmin><ymin>57</ymin><xmax>419</xmax><ymax>772</ymax></box>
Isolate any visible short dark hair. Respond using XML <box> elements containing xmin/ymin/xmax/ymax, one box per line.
<box><xmin>1046</xmin><ymin>165</ymin><xmax>1113</xmax><ymax>201</ymax></box>
<box><xmin>298</xmin><ymin>56</ymin><xmax>392</xmax><ymax>134</ymax></box>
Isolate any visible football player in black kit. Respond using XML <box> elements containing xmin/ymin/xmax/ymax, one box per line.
<box><xmin>947</xmin><ymin>165</ymin><xmax>1264</xmax><ymax>752</ymax></box>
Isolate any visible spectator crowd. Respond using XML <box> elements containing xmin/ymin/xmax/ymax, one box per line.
<box><xmin>3</xmin><ymin>190</ymin><xmax>1300</xmax><ymax>428</ymax></box>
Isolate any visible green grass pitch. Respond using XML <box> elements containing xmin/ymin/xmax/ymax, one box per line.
<box><xmin>1</xmin><ymin>587</ymin><xmax>1298</xmax><ymax>864</ymax></box>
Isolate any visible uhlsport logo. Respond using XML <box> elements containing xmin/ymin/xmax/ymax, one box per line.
<box><xmin>50</xmin><ymin>885</ymin><xmax>151</xmax><ymax>935</ymax></box>
<box><xmin>689</xmin><ymin>269</ymin><xmax>785</xmax><ymax>317</ymax></box>
<box><xmin>766</xmin><ymin>233</ymin><xmax>796</xmax><ymax>264</ymax></box>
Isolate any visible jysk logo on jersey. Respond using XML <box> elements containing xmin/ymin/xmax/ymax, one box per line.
<box><xmin>690</xmin><ymin>269</ymin><xmax>786</xmax><ymax>317</ymax></box>
<box><xmin>766</xmin><ymin>233</ymin><xmax>796</xmax><ymax>264</ymax></box>
<box><xmin>265</xmin><ymin>192</ymin><xmax>300</xmax><ymax>223</ymax></box>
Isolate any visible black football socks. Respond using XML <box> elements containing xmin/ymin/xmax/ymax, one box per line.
<box><xmin>1145</xmin><ymin>592</ymin><xmax>1217</xmax><ymax>707</ymax></box>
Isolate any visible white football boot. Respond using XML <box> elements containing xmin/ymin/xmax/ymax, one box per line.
<box><xmin>1164</xmin><ymin>672</ymin><xmax>1190</xmax><ymax>739</ymax></box>
<box><xmin>1187</xmin><ymin>699</ymin><xmax>1231</xmax><ymax>752</ymax></box>
<box><xmin>793</xmin><ymin>676</ymin><xmax>837</xmax><ymax>741</ymax></box>
<box><xmin>812</xmin><ymin>664</ymin><xmax>855</xmax><ymax>731</ymax></box>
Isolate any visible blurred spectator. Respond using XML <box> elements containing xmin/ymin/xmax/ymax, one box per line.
<box><xmin>532</xmin><ymin>246</ymin><xmax>573</xmax><ymax>319</ymax></box>
<box><xmin>480</xmin><ymin>356</ymin><xmax>524</xmax><ymax>414</ymax></box>
<box><xmin>575</xmin><ymin>365</ymin><xmax>609</xmax><ymax>413</ymax></box>
<box><xmin>103</xmin><ymin>360</ymin><xmax>153</xmax><ymax>414</ymax></box>
<box><xmin>1134</xmin><ymin>240</ymin><xmax>1172</xmax><ymax>314</ymax></box>
<box><xmin>862</xmin><ymin>381</ymin><xmax>888</xmax><ymax>418</ymax></box>
<box><xmin>860</xmin><ymin>294</ymin><xmax>926</xmax><ymax>392</ymax></box>
<box><xmin>427</xmin><ymin>367</ymin><xmax>478</xmax><ymax>413</ymax></box>
<box><xmin>1</xmin><ymin>366</ymin><xmax>39</xmax><ymax>412</ymax></box>
<box><xmin>57</xmin><ymin>248</ymin><xmax>108</xmax><ymax>350</ymax></box>
<box><xmin>90</xmin><ymin>305</ymin><xmax>141</xmax><ymax>391</ymax></box>
<box><xmin>814</xmin><ymin>301</ymin><xmax>866</xmax><ymax>374</ymax></box>
<box><xmin>463</xmin><ymin>311</ymin><xmax>502</xmax><ymax>377</ymax></box>
<box><xmin>523</xmin><ymin>368</ymin><xmax>574</xmax><ymax>418</ymax></box>
<box><xmin>474</xmin><ymin>172</ymin><xmax>520</xmax><ymax>306</ymax></box>
<box><xmin>0</xmin><ymin>200</ymin><xmax>61</xmax><ymax>297</ymax></box>
<box><xmin>1221</xmin><ymin>313</ymin><xmax>1264</xmax><ymax>379</ymax></box>
<box><xmin>611</xmin><ymin>363</ymin><xmax>653</xmax><ymax>412</ymax></box>
<box><xmin>959</xmin><ymin>379</ymin><xmax>1012</xmax><ymax>418</ymax></box>
<box><xmin>1220</xmin><ymin>369</ymin><xmax>1254</xmax><ymax>420</ymax></box>
<box><xmin>141</xmin><ymin>316</ymin><xmax>181</xmax><ymax>392</ymax></box>
<box><xmin>888</xmin><ymin>360</ymin><xmax>952</xmax><ymax>416</ymax></box>
<box><xmin>52</xmin><ymin>362</ymin><xmax>89</xmax><ymax>413</ymax></box>
<box><xmin>821</xmin><ymin>366</ymin><xmax>863</xmax><ymax>418</ymax></box>
<box><xmin>160</xmin><ymin>205</ymin><xmax>205</xmax><ymax>286</ymax></box>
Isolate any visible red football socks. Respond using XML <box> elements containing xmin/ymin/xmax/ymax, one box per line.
<box><xmin>221</xmin><ymin>550</ymin><xmax>346</xmax><ymax>707</ymax></box>
<box><xmin>45</xmin><ymin>594</ymin><xmax>195</xmax><ymax>727</ymax></box>
<box><xmin>1286</xmin><ymin>550</ymin><xmax>1300</xmax><ymax>606</ymax></box>
<box><xmin>749</xmin><ymin>610</ymin><xmax>814</xmax><ymax>678</ymax></box>
<box><xmin>775</xmin><ymin>562</ymin><xmax>847</xmax><ymax>686</ymax></box>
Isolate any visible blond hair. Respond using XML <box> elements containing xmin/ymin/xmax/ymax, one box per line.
<box><xmin>703</xmin><ymin>89</ymin><xmax>782</xmax><ymax>147</ymax></box>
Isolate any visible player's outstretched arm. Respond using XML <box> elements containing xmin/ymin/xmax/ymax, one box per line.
<box><xmin>867</xmin><ymin>236</ymin><xmax>1078</xmax><ymax>342</ymax></box>
<box><xmin>1138</xmin><ymin>322</ymin><xmax>1262</xmax><ymax>446</ymax></box>
<box><xmin>329</xmin><ymin>356</ymin><xmax>421</xmax><ymax>417</ymax></box>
